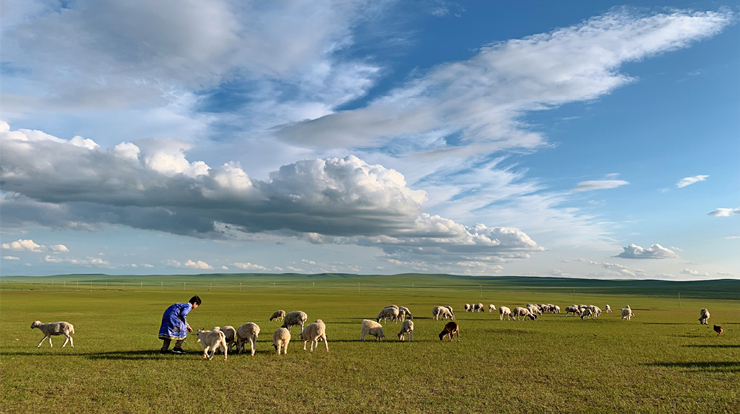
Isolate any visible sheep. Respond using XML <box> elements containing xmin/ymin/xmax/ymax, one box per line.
<box><xmin>360</xmin><ymin>319</ymin><xmax>385</xmax><ymax>341</ymax></box>
<box><xmin>526</xmin><ymin>304</ymin><xmax>542</xmax><ymax>316</ymax></box>
<box><xmin>565</xmin><ymin>305</ymin><xmax>582</xmax><ymax>317</ymax></box>
<box><xmin>272</xmin><ymin>327</ymin><xmax>291</xmax><ymax>355</ymax></box>
<box><xmin>621</xmin><ymin>306</ymin><xmax>634</xmax><ymax>321</ymax></box>
<box><xmin>591</xmin><ymin>306</ymin><xmax>602</xmax><ymax>318</ymax></box>
<box><xmin>282</xmin><ymin>311</ymin><xmax>308</xmax><ymax>331</ymax></box>
<box><xmin>270</xmin><ymin>310</ymin><xmax>286</xmax><ymax>322</ymax></box>
<box><xmin>464</xmin><ymin>304</ymin><xmax>472</xmax><ymax>312</ymax></box>
<box><xmin>499</xmin><ymin>306</ymin><xmax>512</xmax><ymax>321</ymax></box>
<box><xmin>196</xmin><ymin>327</ymin><xmax>228</xmax><ymax>361</ymax></box>
<box><xmin>474</xmin><ymin>303</ymin><xmax>485</xmax><ymax>312</ymax></box>
<box><xmin>398</xmin><ymin>306</ymin><xmax>413</xmax><ymax>321</ymax></box>
<box><xmin>398</xmin><ymin>320</ymin><xmax>414</xmax><ymax>342</ymax></box>
<box><xmin>377</xmin><ymin>306</ymin><xmax>400</xmax><ymax>323</ymax></box>
<box><xmin>580</xmin><ymin>308</ymin><xmax>593</xmax><ymax>319</ymax></box>
<box><xmin>222</xmin><ymin>325</ymin><xmax>237</xmax><ymax>352</ymax></box>
<box><xmin>489</xmin><ymin>304</ymin><xmax>497</xmax><ymax>313</ymax></box>
<box><xmin>605</xmin><ymin>304</ymin><xmax>612</xmax><ymax>313</ymax></box>
<box><xmin>236</xmin><ymin>322</ymin><xmax>260</xmax><ymax>356</ymax></box>
<box><xmin>553</xmin><ymin>305</ymin><xmax>561</xmax><ymax>314</ymax></box>
<box><xmin>30</xmin><ymin>321</ymin><xmax>75</xmax><ymax>348</ymax></box>
<box><xmin>439</xmin><ymin>321</ymin><xmax>460</xmax><ymax>342</ymax></box>
<box><xmin>299</xmin><ymin>319</ymin><xmax>328</xmax><ymax>352</ymax></box>
<box><xmin>444</xmin><ymin>306</ymin><xmax>455</xmax><ymax>320</ymax></box>
<box><xmin>512</xmin><ymin>307</ymin><xmax>537</xmax><ymax>321</ymax></box>
<box><xmin>699</xmin><ymin>308</ymin><xmax>710</xmax><ymax>325</ymax></box>
<box><xmin>432</xmin><ymin>306</ymin><xmax>453</xmax><ymax>321</ymax></box>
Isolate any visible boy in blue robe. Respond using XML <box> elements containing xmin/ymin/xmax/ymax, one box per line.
<box><xmin>159</xmin><ymin>295</ymin><xmax>201</xmax><ymax>354</ymax></box>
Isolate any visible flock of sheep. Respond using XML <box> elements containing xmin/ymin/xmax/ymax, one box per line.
<box><xmin>30</xmin><ymin>303</ymin><xmax>720</xmax><ymax>360</ymax></box>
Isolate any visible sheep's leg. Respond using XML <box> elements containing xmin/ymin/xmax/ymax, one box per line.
<box><xmin>222</xmin><ymin>342</ymin><xmax>228</xmax><ymax>361</ymax></box>
<box><xmin>303</xmin><ymin>340</ymin><xmax>308</xmax><ymax>351</ymax></box>
<box><xmin>322</xmin><ymin>336</ymin><xmax>329</xmax><ymax>352</ymax></box>
<box><xmin>69</xmin><ymin>335</ymin><xmax>74</xmax><ymax>348</ymax></box>
<box><xmin>250</xmin><ymin>338</ymin><xmax>256</xmax><ymax>356</ymax></box>
<box><xmin>37</xmin><ymin>335</ymin><xmax>50</xmax><ymax>348</ymax></box>
<box><xmin>62</xmin><ymin>335</ymin><xmax>70</xmax><ymax>348</ymax></box>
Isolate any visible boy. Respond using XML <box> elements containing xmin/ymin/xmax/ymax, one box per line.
<box><xmin>159</xmin><ymin>295</ymin><xmax>201</xmax><ymax>354</ymax></box>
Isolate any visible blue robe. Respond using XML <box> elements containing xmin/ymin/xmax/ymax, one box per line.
<box><xmin>158</xmin><ymin>302</ymin><xmax>192</xmax><ymax>340</ymax></box>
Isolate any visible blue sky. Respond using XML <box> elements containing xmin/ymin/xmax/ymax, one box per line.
<box><xmin>1</xmin><ymin>0</ymin><xmax>738</xmax><ymax>279</ymax></box>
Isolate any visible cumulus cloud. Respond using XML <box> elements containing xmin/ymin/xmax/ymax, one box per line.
<box><xmin>3</xmin><ymin>256</ymin><xmax>20</xmax><ymax>260</ymax></box>
<box><xmin>614</xmin><ymin>244</ymin><xmax>678</xmax><ymax>259</ymax></box>
<box><xmin>716</xmin><ymin>272</ymin><xmax>734</xmax><ymax>277</ymax></box>
<box><xmin>570</xmin><ymin>180</ymin><xmax>629</xmax><ymax>192</ymax></box>
<box><xmin>1</xmin><ymin>238</ymin><xmax>68</xmax><ymax>253</ymax></box>
<box><xmin>233</xmin><ymin>262</ymin><xmax>267</xmax><ymax>271</ymax></box>
<box><xmin>0</xmin><ymin>124</ymin><xmax>543</xmax><ymax>268</ymax></box>
<box><xmin>680</xmin><ymin>268</ymin><xmax>709</xmax><ymax>277</ymax></box>
<box><xmin>708</xmin><ymin>208</ymin><xmax>740</xmax><ymax>217</ymax></box>
<box><xmin>43</xmin><ymin>255</ymin><xmax>111</xmax><ymax>267</ymax></box>
<box><xmin>184</xmin><ymin>260</ymin><xmax>213</xmax><ymax>270</ymax></box>
<box><xmin>550</xmin><ymin>269</ymin><xmax>570</xmax><ymax>276</ymax></box>
<box><xmin>676</xmin><ymin>175</ymin><xmax>708</xmax><ymax>188</ymax></box>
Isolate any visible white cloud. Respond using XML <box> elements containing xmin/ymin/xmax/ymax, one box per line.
<box><xmin>670</xmin><ymin>246</ymin><xmax>684</xmax><ymax>252</ymax></box>
<box><xmin>3</xmin><ymin>256</ymin><xmax>20</xmax><ymax>260</ymax></box>
<box><xmin>716</xmin><ymin>272</ymin><xmax>734</xmax><ymax>277</ymax></box>
<box><xmin>676</xmin><ymin>175</ymin><xmax>708</xmax><ymax>188</ymax></box>
<box><xmin>0</xmin><ymin>238</ymin><xmax>68</xmax><ymax>253</ymax></box>
<box><xmin>184</xmin><ymin>260</ymin><xmax>213</xmax><ymax>270</ymax></box>
<box><xmin>50</xmin><ymin>244</ymin><xmax>70</xmax><ymax>253</ymax></box>
<box><xmin>142</xmin><ymin>264</ymin><xmax>154</xmax><ymax>268</ymax></box>
<box><xmin>221</xmin><ymin>266</ymin><xmax>228</xmax><ymax>270</ymax></box>
<box><xmin>550</xmin><ymin>269</ymin><xmax>570</xmax><ymax>276</ymax></box>
<box><xmin>708</xmin><ymin>208</ymin><xmax>740</xmax><ymax>217</ymax></box>
<box><xmin>680</xmin><ymin>268</ymin><xmax>709</xmax><ymax>277</ymax></box>
<box><xmin>570</xmin><ymin>180</ymin><xmax>629</xmax><ymax>192</ymax></box>
<box><xmin>233</xmin><ymin>262</ymin><xmax>267</xmax><ymax>271</ymax></box>
<box><xmin>614</xmin><ymin>244</ymin><xmax>678</xmax><ymax>259</ymax></box>
<box><xmin>723</xmin><ymin>236</ymin><xmax>740</xmax><ymax>240</ymax></box>
<box><xmin>43</xmin><ymin>255</ymin><xmax>111</xmax><ymax>267</ymax></box>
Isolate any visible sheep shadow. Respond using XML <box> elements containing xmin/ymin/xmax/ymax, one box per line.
<box><xmin>84</xmin><ymin>350</ymin><xmax>173</xmax><ymax>360</ymax></box>
<box><xmin>644</xmin><ymin>361</ymin><xmax>740</xmax><ymax>373</ymax></box>
<box><xmin>683</xmin><ymin>344</ymin><xmax>740</xmax><ymax>348</ymax></box>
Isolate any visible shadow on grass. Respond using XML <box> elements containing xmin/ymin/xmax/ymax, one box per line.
<box><xmin>684</xmin><ymin>344</ymin><xmax>740</xmax><ymax>348</ymax></box>
<box><xmin>643</xmin><ymin>322</ymin><xmax>688</xmax><ymax>325</ymax></box>
<box><xmin>645</xmin><ymin>361</ymin><xmax>740</xmax><ymax>373</ymax></box>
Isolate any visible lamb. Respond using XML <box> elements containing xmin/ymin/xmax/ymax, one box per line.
<box><xmin>526</xmin><ymin>304</ymin><xmax>542</xmax><ymax>316</ymax></box>
<box><xmin>281</xmin><ymin>311</ymin><xmax>308</xmax><ymax>331</ymax></box>
<box><xmin>489</xmin><ymin>304</ymin><xmax>497</xmax><ymax>312</ymax></box>
<box><xmin>699</xmin><ymin>308</ymin><xmax>710</xmax><ymax>325</ymax></box>
<box><xmin>272</xmin><ymin>327</ymin><xmax>291</xmax><ymax>355</ymax></box>
<box><xmin>196</xmin><ymin>327</ymin><xmax>228</xmax><ymax>361</ymax></box>
<box><xmin>360</xmin><ymin>319</ymin><xmax>385</xmax><ymax>341</ymax></box>
<box><xmin>299</xmin><ymin>319</ymin><xmax>328</xmax><ymax>352</ymax></box>
<box><xmin>236</xmin><ymin>322</ymin><xmax>260</xmax><ymax>356</ymax></box>
<box><xmin>432</xmin><ymin>306</ymin><xmax>453</xmax><ymax>321</ymax></box>
<box><xmin>270</xmin><ymin>310</ymin><xmax>286</xmax><ymax>322</ymax></box>
<box><xmin>377</xmin><ymin>306</ymin><xmax>400</xmax><ymax>323</ymax></box>
<box><xmin>464</xmin><ymin>304</ymin><xmax>472</xmax><ymax>312</ymax></box>
<box><xmin>499</xmin><ymin>306</ymin><xmax>512</xmax><ymax>321</ymax></box>
<box><xmin>444</xmin><ymin>306</ymin><xmax>455</xmax><ymax>320</ymax></box>
<box><xmin>553</xmin><ymin>305</ymin><xmax>561</xmax><ymax>314</ymax></box>
<box><xmin>565</xmin><ymin>305</ymin><xmax>582</xmax><ymax>317</ymax></box>
<box><xmin>474</xmin><ymin>303</ymin><xmax>485</xmax><ymax>312</ymax></box>
<box><xmin>512</xmin><ymin>307</ymin><xmax>537</xmax><ymax>321</ymax></box>
<box><xmin>30</xmin><ymin>321</ymin><xmax>75</xmax><ymax>348</ymax></box>
<box><xmin>580</xmin><ymin>308</ymin><xmax>593</xmax><ymax>319</ymax></box>
<box><xmin>605</xmin><ymin>304</ymin><xmax>612</xmax><ymax>313</ymax></box>
<box><xmin>222</xmin><ymin>325</ymin><xmax>237</xmax><ymax>352</ymax></box>
<box><xmin>621</xmin><ymin>306</ymin><xmax>634</xmax><ymax>321</ymax></box>
<box><xmin>591</xmin><ymin>306</ymin><xmax>602</xmax><ymax>317</ymax></box>
<box><xmin>398</xmin><ymin>320</ymin><xmax>414</xmax><ymax>342</ymax></box>
<box><xmin>398</xmin><ymin>306</ymin><xmax>413</xmax><ymax>321</ymax></box>
<box><xmin>439</xmin><ymin>321</ymin><xmax>460</xmax><ymax>342</ymax></box>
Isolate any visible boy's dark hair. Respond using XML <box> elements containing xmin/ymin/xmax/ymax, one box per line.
<box><xmin>189</xmin><ymin>295</ymin><xmax>202</xmax><ymax>306</ymax></box>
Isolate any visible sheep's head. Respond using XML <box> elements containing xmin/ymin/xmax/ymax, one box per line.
<box><xmin>30</xmin><ymin>321</ymin><xmax>43</xmax><ymax>329</ymax></box>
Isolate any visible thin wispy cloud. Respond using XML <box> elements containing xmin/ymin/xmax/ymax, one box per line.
<box><xmin>571</xmin><ymin>180</ymin><xmax>629</xmax><ymax>192</ymax></box>
<box><xmin>708</xmin><ymin>208</ymin><xmax>740</xmax><ymax>217</ymax></box>
<box><xmin>676</xmin><ymin>175</ymin><xmax>708</xmax><ymax>188</ymax></box>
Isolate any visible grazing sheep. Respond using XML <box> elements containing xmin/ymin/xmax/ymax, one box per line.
<box><xmin>360</xmin><ymin>319</ymin><xmax>385</xmax><ymax>341</ymax></box>
<box><xmin>236</xmin><ymin>322</ymin><xmax>260</xmax><ymax>356</ymax></box>
<box><xmin>580</xmin><ymin>308</ymin><xmax>593</xmax><ymax>319</ymax></box>
<box><xmin>398</xmin><ymin>320</ymin><xmax>414</xmax><ymax>342</ymax></box>
<box><xmin>222</xmin><ymin>325</ymin><xmax>237</xmax><ymax>352</ymax></box>
<box><xmin>439</xmin><ymin>321</ymin><xmax>460</xmax><ymax>342</ymax></box>
<box><xmin>526</xmin><ymin>304</ymin><xmax>542</xmax><ymax>316</ymax></box>
<box><xmin>398</xmin><ymin>306</ymin><xmax>413</xmax><ymax>321</ymax></box>
<box><xmin>499</xmin><ymin>306</ymin><xmax>512</xmax><ymax>321</ymax></box>
<box><xmin>196</xmin><ymin>328</ymin><xmax>228</xmax><ymax>361</ymax></box>
<box><xmin>270</xmin><ymin>310</ymin><xmax>286</xmax><ymax>322</ymax></box>
<box><xmin>282</xmin><ymin>311</ymin><xmax>308</xmax><ymax>331</ymax></box>
<box><xmin>464</xmin><ymin>304</ymin><xmax>472</xmax><ymax>312</ymax></box>
<box><xmin>621</xmin><ymin>306</ymin><xmax>634</xmax><ymax>321</ymax></box>
<box><xmin>474</xmin><ymin>303</ymin><xmax>485</xmax><ymax>312</ymax></box>
<box><xmin>272</xmin><ymin>327</ymin><xmax>291</xmax><ymax>355</ymax></box>
<box><xmin>592</xmin><ymin>306</ymin><xmax>602</xmax><ymax>317</ymax></box>
<box><xmin>565</xmin><ymin>305</ymin><xmax>582</xmax><ymax>317</ymax></box>
<box><xmin>488</xmin><ymin>304</ymin><xmax>497</xmax><ymax>312</ymax></box>
<box><xmin>432</xmin><ymin>306</ymin><xmax>453</xmax><ymax>321</ymax></box>
<box><xmin>553</xmin><ymin>305</ymin><xmax>561</xmax><ymax>314</ymax></box>
<box><xmin>699</xmin><ymin>308</ymin><xmax>710</xmax><ymax>325</ymax></box>
<box><xmin>444</xmin><ymin>306</ymin><xmax>455</xmax><ymax>320</ymax></box>
<box><xmin>714</xmin><ymin>325</ymin><xmax>723</xmax><ymax>337</ymax></box>
<box><xmin>605</xmin><ymin>304</ymin><xmax>612</xmax><ymax>313</ymax></box>
<box><xmin>30</xmin><ymin>321</ymin><xmax>75</xmax><ymax>348</ymax></box>
<box><xmin>512</xmin><ymin>307</ymin><xmax>537</xmax><ymax>321</ymax></box>
<box><xmin>377</xmin><ymin>306</ymin><xmax>400</xmax><ymax>323</ymax></box>
<box><xmin>300</xmin><ymin>319</ymin><xmax>328</xmax><ymax>352</ymax></box>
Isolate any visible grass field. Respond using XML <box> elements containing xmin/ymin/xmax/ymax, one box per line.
<box><xmin>1</xmin><ymin>273</ymin><xmax>739</xmax><ymax>413</ymax></box>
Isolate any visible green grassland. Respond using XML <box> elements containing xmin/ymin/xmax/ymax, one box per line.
<box><xmin>1</xmin><ymin>273</ymin><xmax>739</xmax><ymax>413</ymax></box>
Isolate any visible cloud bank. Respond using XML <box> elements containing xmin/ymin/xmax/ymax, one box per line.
<box><xmin>614</xmin><ymin>244</ymin><xmax>678</xmax><ymax>259</ymax></box>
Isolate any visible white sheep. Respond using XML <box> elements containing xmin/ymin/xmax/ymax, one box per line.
<box><xmin>553</xmin><ymin>305</ymin><xmax>561</xmax><ymax>314</ymax></box>
<box><xmin>236</xmin><ymin>322</ymin><xmax>260</xmax><ymax>356</ymax></box>
<box><xmin>499</xmin><ymin>306</ymin><xmax>512</xmax><ymax>321</ymax></box>
<box><xmin>580</xmin><ymin>308</ymin><xmax>593</xmax><ymax>319</ymax></box>
<box><xmin>222</xmin><ymin>325</ymin><xmax>237</xmax><ymax>352</ymax></box>
<box><xmin>605</xmin><ymin>304</ymin><xmax>612</xmax><ymax>313</ymax></box>
<box><xmin>565</xmin><ymin>305</ymin><xmax>582</xmax><ymax>317</ymax></box>
<box><xmin>30</xmin><ymin>321</ymin><xmax>75</xmax><ymax>348</ymax></box>
<box><xmin>196</xmin><ymin>327</ymin><xmax>228</xmax><ymax>361</ymax></box>
<box><xmin>397</xmin><ymin>320</ymin><xmax>414</xmax><ymax>342</ymax></box>
<box><xmin>444</xmin><ymin>306</ymin><xmax>455</xmax><ymax>320</ymax></box>
<box><xmin>432</xmin><ymin>306</ymin><xmax>453</xmax><ymax>321</ymax></box>
<box><xmin>464</xmin><ymin>303</ymin><xmax>472</xmax><ymax>312</ymax></box>
<box><xmin>282</xmin><ymin>311</ymin><xmax>308</xmax><ymax>331</ymax></box>
<box><xmin>270</xmin><ymin>310</ymin><xmax>286</xmax><ymax>322</ymax></box>
<box><xmin>526</xmin><ymin>304</ymin><xmax>542</xmax><ymax>316</ymax></box>
<box><xmin>699</xmin><ymin>308</ymin><xmax>710</xmax><ymax>325</ymax></box>
<box><xmin>474</xmin><ymin>303</ymin><xmax>484</xmax><ymax>312</ymax></box>
<box><xmin>512</xmin><ymin>307</ymin><xmax>537</xmax><ymax>321</ymax></box>
<box><xmin>398</xmin><ymin>306</ymin><xmax>413</xmax><ymax>321</ymax></box>
<box><xmin>377</xmin><ymin>306</ymin><xmax>400</xmax><ymax>323</ymax></box>
<box><xmin>360</xmin><ymin>319</ymin><xmax>385</xmax><ymax>341</ymax></box>
<box><xmin>300</xmin><ymin>319</ymin><xmax>328</xmax><ymax>352</ymax></box>
<box><xmin>272</xmin><ymin>327</ymin><xmax>291</xmax><ymax>355</ymax></box>
<box><xmin>591</xmin><ymin>306</ymin><xmax>602</xmax><ymax>317</ymax></box>
<box><xmin>488</xmin><ymin>304</ymin><xmax>496</xmax><ymax>312</ymax></box>
<box><xmin>621</xmin><ymin>306</ymin><xmax>634</xmax><ymax>321</ymax></box>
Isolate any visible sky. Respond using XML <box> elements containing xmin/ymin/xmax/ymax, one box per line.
<box><xmin>1</xmin><ymin>0</ymin><xmax>738</xmax><ymax>279</ymax></box>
